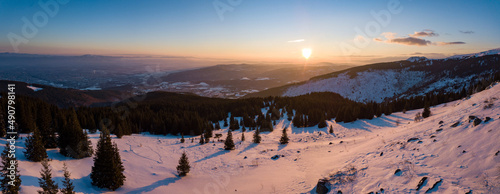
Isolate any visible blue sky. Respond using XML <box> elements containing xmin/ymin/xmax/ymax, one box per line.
<box><xmin>1</xmin><ymin>0</ymin><xmax>499</xmax><ymax>64</ymax></box>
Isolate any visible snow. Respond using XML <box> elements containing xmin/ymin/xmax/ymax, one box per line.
<box><xmin>447</xmin><ymin>48</ymin><xmax>500</xmax><ymax>60</ymax></box>
<box><xmin>27</xmin><ymin>85</ymin><xmax>43</xmax><ymax>92</ymax></box>
<box><xmin>407</xmin><ymin>56</ymin><xmax>428</xmax><ymax>62</ymax></box>
<box><xmin>283</xmin><ymin>70</ymin><xmax>426</xmax><ymax>103</ymax></box>
<box><xmin>6</xmin><ymin>83</ymin><xmax>500</xmax><ymax>193</ymax></box>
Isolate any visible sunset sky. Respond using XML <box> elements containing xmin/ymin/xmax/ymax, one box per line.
<box><xmin>1</xmin><ymin>0</ymin><xmax>499</xmax><ymax>65</ymax></box>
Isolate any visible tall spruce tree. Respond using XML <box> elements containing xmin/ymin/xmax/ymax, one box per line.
<box><xmin>0</xmin><ymin>143</ymin><xmax>21</xmax><ymax>193</ymax></box>
<box><xmin>224</xmin><ymin>130</ymin><xmax>235</xmax><ymax>150</ymax></box>
<box><xmin>60</xmin><ymin>163</ymin><xmax>75</xmax><ymax>194</ymax></box>
<box><xmin>38</xmin><ymin>159</ymin><xmax>58</xmax><ymax>194</ymax></box>
<box><xmin>90</xmin><ymin>130</ymin><xmax>126</xmax><ymax>191</ymax></box>
<box><xmin>252</xmin><ymin>129</ymin><xmax>261</xmax><ymax>143</ymax></box>
<box><xmin>24</xmin><ymin>128</ymin><xmax>48</xmax><ymax>162</ymax></box>
<box><xmin>329</xmin><ymin>125</ymin><xmax>334</xmax><ymax>134</ymax></box>
<box><xmin>37</xmin><ymin>105</ymin><xmax>57</xmax><ymax>148</ymax></box>
<box><xmin>422</xmin><ymin>103</ymin><xmax>431</xmax><ymax>118</ymax></box>
<box><xmin>176</xmin><ymin>151</ymin><xmax>190</xmax><ymax>176</ymax></box>
<box><xmin>279</xmin><ymin>128</ymin><xmax>289</xmax><ymax>144</ymax></box>
<box><xmin>58</xmin><ymin>109</ymin><xmax>93</xmax><ymax>159</ymax></box>
<box><xmin>241</xmin><ymin>132</ymin><xmax>245</xmax><ymax>141</ymax></box>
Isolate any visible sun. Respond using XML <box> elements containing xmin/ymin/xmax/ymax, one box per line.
<box><xmin>302</xmin><ymin>48</ymin><xmax>312</xmax><ymax>59</ymax></box>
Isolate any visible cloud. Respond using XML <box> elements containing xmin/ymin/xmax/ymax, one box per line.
<box><xmin>390</xmin><ymin>37</ymin><xmax>432</xmax><ymax>46</ymax></box>
<box><xmin>459</xmin><ymin>30</ymin><xmax>474</xmax><ymax>34</ymax></box>
<box><xmin>287</xmin><ymin>39</ymin><xmax>305</xmax><ymax>43</ymax></box>
<box><xmin>436</xmin><ymin>41</ymin><xmax>466</xmax><ymax>45</ymax></box>
<box><xmin>374</xmin><ymin>30</ymin><xmax>466</xmax><ymax>46</ymax></box>
<box><xmin>409</xmin><ymin>30</ymin><xmax>439</xmax><ymax>37</ymax></box>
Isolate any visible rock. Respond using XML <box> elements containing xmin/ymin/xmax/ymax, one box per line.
<box><xmin>407</xmin><ymin>137</ymin><xmax>419</xmax><ymax>142</ymax></box>
<box><xmin>495</xmin><ymin>151</ymin><xmax>499</xmax><ymax>156</ymax></box>
<box><xmin>430</xmin><ymin>135</ymin><xmax>436</xmax><ymax>138</ymax></box>
<box><xmin>329</xmin><ymin>142</ymin><xmax>333</xmax><ymax>145</ymax></box>
<box><xmin>438</xmin><ymin>121</ymin><xmax>444</xmax><ymax>124</ymax></box>
<box><xmin>244</xmin><ymin>156</ymin><xmax>247</xmax><ymax>159</ymax></box>
<box><xmin>462</xmin><ymin>150</ymin><xmax>467</xmax><ymax>153</ymax></box>
<box><xmin>473</xmin><ymin>118</ymin><xmax>482</xmax><ymax>126</ymax></box>
<box><xmin>315</xmin><ymin>179</ymin><xmax>329</xmax><ymax>194</ymax></box>
<box><xmin>339</xmin><ymin>141</ymin><xmax>344</xmax><ymax>144</ymax></box>
<box><xmin>380</xmin><ymin>152</ymin><xmax>383</xmax><ymax>156</ymax></box>
<box><xmin>297</xmin><ymin>151</ymin><xmax>300</xmax><ymax>153</ymax></box>
<box><xmin>416</xmin><ymin>177</ymin><xmax>428</xmax><ymax>191</ymax></box>
<box><xmin>436</xmin><ymin>128</ymin><xmax>443</xmax><ymax>132</ymax></box>
<box><xmin>271</xmin><ymin>155</ymin><xmax>280</xmax><ymax>160</ymax></box>
<box><xmin>469</xmin><ymin>115</ymin><xmax>477</xmax><ymax>122</ymax></box>
<box><xmin>485</xmin><ymin>117</ymin><xmax>492</xmax><ymax>122</ymax></box>
<box><xmin>451</xmin><ymin>122</ymin><xmax>460</xmax><ymax>127</ymax></box>
<box><xmin>394</xmin><ymin>169</ymin><xmax>402</xmax><ymax>175</ymax></box>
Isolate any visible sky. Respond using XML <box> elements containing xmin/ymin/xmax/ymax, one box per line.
<box><xmin>1</xmin><ymin>0</ymin><xmax>500</xmax><ymax>65</ymax></box>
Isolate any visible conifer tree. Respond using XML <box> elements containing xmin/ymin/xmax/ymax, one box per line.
<box><xmin>318</xmin><ymin>118</ymin><xmax>327</xmax><ymax>128</ymax></box>
<box><xmin>279</xmin><ymin>128</ymin><xmax>289</xmax><ymax>144</ymax></box>
<box><xmin>60</xmin><ymin>163</ymin><xmax>75</xmax><ymax>194</ymax></box>
<box><xmin>37</xmin><ymin>105</ymin><xmax>57</xmax><ymax>148</ymax></box>
<box><xmin>180</xmin><ymin>134</ymin><xmax>185</xmax><ymax>143</ymax></box>
<box><xmin>176</xmin><ymin>151</ymin><xmax>190</xmax><ymax>176</ymax></box>
<box><xmin>422</xmin><ymin>103</ymin><xmax>431</xmax><ymax>118</ymax></box>
<box><xmin>58</xmin><ymin>109</ymin><xmax>93</xmax><ymax>159</ymax></box>
<box><xmin>199</xmin><ymin>134</ymin><xmax>205</xmax><ymax>145</ymax></box>
<box><xmin>329</xmin><ymin>125</ymin><xmax>334</xmax><ymax>134</ymax></box>
<box><xmin>38</xmin><ymin>159</ymin><xmax>58</xmax><ymax>194</ymax></box>
<box><xmin>252</xmin><ymin>129</ymin><xmax>261</xmax><ymax>144</ymax></box>
<box><xmin>241</xmin><ymin>132</ymin><xmax>245</xmax><ymax>141</ymax></box>
<box><xmin>0</xmin><ymin>143</ymin><xmax>21</xmax><ymax>193</ymax></box>
<box><xmin>224</xmin><ymin>130</ymin><xmax>235</xmax><ymax>150</ymax></box>
<box><xmin>90</xmin><ymin>129</ymin><xmax>126</xmax><ymax>191</ymax></box>
<box><xmin>24</xmin><ymin>128</ymin><xmax>48</xmax><ymax>162</ymax></box>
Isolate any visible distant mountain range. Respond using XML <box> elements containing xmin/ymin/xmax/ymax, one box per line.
<box><xmin>245</xmin><ymin>48</ymin><xmax>500</xmax><ymax>102</ymax></box>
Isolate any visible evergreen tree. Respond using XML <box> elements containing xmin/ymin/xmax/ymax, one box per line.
<box><xmin>224</xmin><ymin>130</ymin><xmax>235</xmax><ymax>150</ymax></box>
<box><xmin>317</xmin><ymin>118</ymin><xmax>327</xmax><ymax>128</ymax></box>
<box><xmin>180</xmin><ymin>134</ymin><xmax>185</xmax><ymax>143</ymax></box>
<box><xmin>0</xmin><ymin>143</ymin><xmax>21</xmax><ymax>193</ymax></box>
<box><xmin>199</xmin><ymin>134</ymin><xmax>205</xmax><ymax>145</ymax></box>
<box><xmin>329</xmin><ymin>125</ymin><xmax>334</xmax><ymax>134</ymax></box>
<box><xmin>90</xmin><ymin>129</ymin><xmax>126</xmax><ymax>191</ymax></box>
<box><xmin>37</xmin><ymin>105</ymin><xmax>57</xmax><ymax>148</ymax></box>
<box><xmin>241</xmin><ymin>132</ymin><xmax>245</xmax><ymax>141</ymax></box>
<box><xmin>60</xmin><ymin>163</ymin><xmax>75</xmax><ymax>194</ymax></box>
<box><xmin>24</xmin><ymin>128</ymin><xmax>48</xmax><ymax>162</ymax></box>
<box><xmin>38</xmin><ymin>159</ymin><xmax>58</xmax><ymax>194</ymax></box>
<box><xmin>279</xmin><ymin>128</ymin><xmax>289</xmax><ymax>144</ymax></box>
<box><xmin>58</xmin><ymin>109</ymin><xmax>93</xmax><ymax>159</ymax></box>
<box><xmin>176</xmin><ymin>151</ymin><xmax>190</xmax><ymax>176</ymax></box>
<box><xmin>252</xmin><ymin>129</ymin><xmax>261</xmax><ymax>144</ymax></box>
<box><xmin>422</xmin><ymin>103</ymin><xmax>431</xmax><ymax>118</ymax></box>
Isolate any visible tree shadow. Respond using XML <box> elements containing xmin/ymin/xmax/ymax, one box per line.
<box><xmin>194</xmin><ymin>149</ymin><xmax>229</xmax><ymax>163</ymax></box>
<box><xmin>125</xmin><ymin>175</ymin><xmax>181</xmax><ymax>194</ymax></box>
<box><xmin>237</xmin><ymin>143</ymin><xmax>258</xmax><ymax>155</ymax></box>
<box><xmin>277</xmin><ymin>143</ymin><xmax>287</xmax><ymax>151</ymax></box>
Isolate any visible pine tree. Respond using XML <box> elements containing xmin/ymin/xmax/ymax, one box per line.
<box><xmin>224</xmin><ymin>130</ymin><xmax>235</xmax><ymax>150</ymax></box>
<box><xmin>58</xmin><ymin>109</ymin><xmax>93</xmax><ymax>159</ymax></box>
<box><xmin>38</xmin><ymin>159</ymin><xmax>58</xmax><ymax>194</ymax></box>
<box><xmin>37</xmin><ymin>105</ymin><xmax>57</xmax><ymax>148</ymax></box>
<box><xmin>180</xmin><ymin>134</ymin><xmax>185</xmax><ymax>143</ymax></box>
<box><xmin>90</xmin><ymin>129</ymin><xmax>126</xmax><ymax>191</ymax></box>
<box><xmin>329</xmin><ymin>125</ymin><xmax>334</xmax><ymax>134</ymax></box>
<box><xmin>60</xmin><ymin>163</ymin><xmax>75</xmax><ymax>194</ymax></box>
<box><xmin>24</xmin><ymin>128</ymin><xmax>48</xmax><ymax>162</ymax></box>
<box><xmin>422</xmin><ymin>103</ymin><xmax>431</xmax><ymax>118</ymax></box>
<box><xmin>279</xmin><ymin>128</ymin><xmax>289</xmax><ymax>144</ymax></box>
<box><xmin>253</xmin><ymin>129</ymin><xmax>261</xmax><ymax>144</ymax></box>
<box><xmin>0</xmin><ymin>143</ymin><xmax>21</xmax><ymax>193</ymax></box>
<box><xmin>176</xmin><ymin>152</ymin><xmax>190</xmax><ymax>176</ymax></box>
<box><xmin>241</xmin><ymin>132</ymin><xmax>245</xmax><ymax>141</ymax></box>
<box><xmin>317</xmin><ymin>118</ymin><xmax>327</xmax><ymax>128</ymax></box>
<box><xmin>199</xmin><ymin>134</ymin><xmax>205</xmax><ymax>145</ymax></box>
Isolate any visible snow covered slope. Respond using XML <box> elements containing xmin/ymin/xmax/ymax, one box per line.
<box><xmin>6</xmin><ymin>83</ymin><xmax>500</xmax><ymax>193</ymax></box>
<box><xmin>246</xmin><ymin>48</ymin><xmax>500</xmax><ymax>103</ymax></box>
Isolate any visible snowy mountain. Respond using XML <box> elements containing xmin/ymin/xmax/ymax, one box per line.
<box><xmin>246</xmin><ymin>49</ymin><xmax>500</xmax><ymax>103</ymax></box>
<box><xmin>11</xmin><ymin>82</ymin><xmax>500</xmax><ymax>193</ymax></box>
<box><xmin>447</xmin><ymin>48</ymin><xmax>500</xmax><ymax>60</ymax></box>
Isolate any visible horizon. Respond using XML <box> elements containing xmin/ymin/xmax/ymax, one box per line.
<box><xmin>1</xmin><ymin>1</ymin><xmax>500</xmax><ymax>65</ymax></box>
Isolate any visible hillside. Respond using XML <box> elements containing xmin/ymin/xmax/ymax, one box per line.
<box><xmin>9</xmin><ymin>82</ymin><xmax>500</xmax><ymax>193</ymax></box>
<box><xmin>245</xmin><ymin>49</ymin><xmax>500</xmax><ymax>103</ymax></box>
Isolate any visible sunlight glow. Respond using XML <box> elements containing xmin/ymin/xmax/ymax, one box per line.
<box><xmin>302</xmin><ymin>48</ymin><xmax>312</xmax><ymax>59</ymax></box>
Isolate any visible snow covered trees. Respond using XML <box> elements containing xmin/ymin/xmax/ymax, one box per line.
<box><xmin>38</xmin><ymin>159</ymin><xmax>58</xmax><ymax>194</ymax></box>
<box><xmin>224</xmin><ymin>130</ymin><xmax>235</xmax><ymax>150</ymax></box>
<box><xmin>24</xmin><ymin>128</ymin><xmax>48</xmax><ymax>162</ymax></box>
<box><xmin>0</xmin><ymin>143</ymin><xmax>21</xmax><ymax>193</ymax></box>
<box><xmin>177</xmin><ymin>152</ymin><xmax>190</xmax><ymax>176</ymax></box>
<box><xmin>90</xmin><ymin>130</ymin><xmax>126</xmax><ymax>191</ymax></box>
